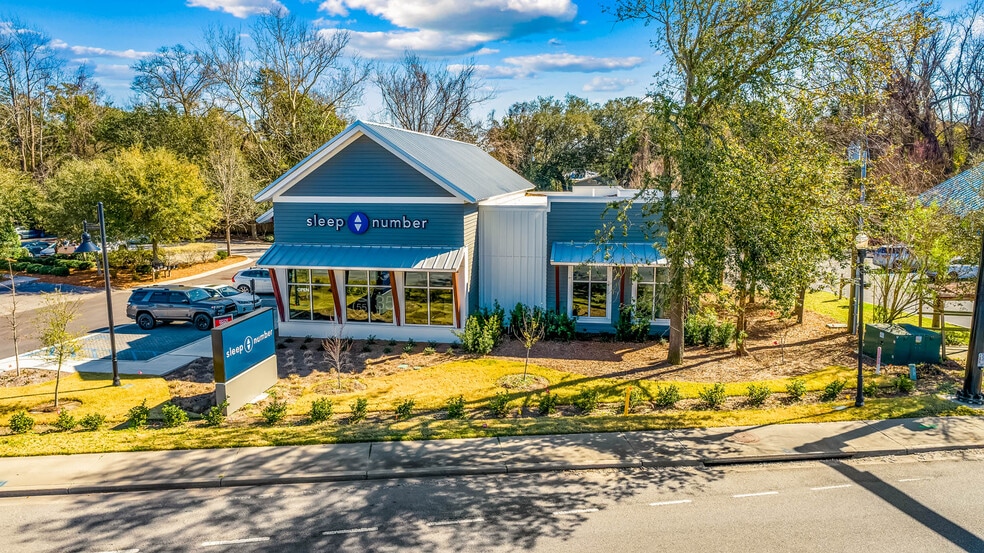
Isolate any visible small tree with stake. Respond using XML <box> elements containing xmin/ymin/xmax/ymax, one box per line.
<box><xmin>513</xmin><ymin>305</ymin><xmax>545</xmax><ymax>383</ymax></box>
<box><xmin>3</xmin><ymin>259</ymin><xmax>22</xmax><ymax>376</ymax></box>
<box><xmin>35</xmin><ymin>291</ymin><xmax>82</xmax><ymax>409</ymax></box>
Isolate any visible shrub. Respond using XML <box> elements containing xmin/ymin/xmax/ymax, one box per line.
<box><xmin>402</xmin><ymin>343</ymin><xmax>415</xmax><ymax>354</ymax></box>
<box><xmin>423</xmin><ymin>346</ymin><xmax>436</xmax><ymax>355</ymax></box>
<box><xmin>54</xmin><ymin>411</ymin><xmax>78</xmax><ymax>432</ymax></box>
<box><xmin>394</xmin><ymin>398</ymin><xmax>415</xmax><ymax>420</ymax></box>
<box><xmin>487</xmin><ymin>392</ymin><xmax>510</xmax><ymax>418</ymax></box>
<box><xmin>863</xmin><ymin>381</ymin><xmax>880</xmax><ymax>398</ymax></box>
<box><xmin>161</xmin><ymin>403</ymin><xmax>188</xmax><ymax>428</ymax></box>
<box><xmin>446</xmin><ymin>395</ymin><xmax>466</xmax><ymax>419</ymax></box>
<box><xmin>628</xmin><ymin>386</ymin><xmax>646</xmax><ymax>410</ymax></box>
<box><xmin>9</xmin><ymin>410</ymin><xmax>34</xmax><ymax>434</ymax></box>
<box><xmin>543</xmin><ymin>310</ymin><xmax>577</xmax><ymax>341</ymax></box>
<box><xmin>76</xmin><ymin>260</ymin><xmax>94</xmax><ymax>270</ymax></box>
<box><xmin>653</xmin><ymin>383</ymin><xmax>682</xmax><ymax>408</ymax></box>
<box><xmin>454</xmin><ymin>313</ymin><xmax>501</xmax><ymax>355</ymax></box>
<box><xmin>350</xmin><ymin>398</ymin><xmax>369</xmax><ymax>422</ymax></box>
<box><xmin>310</xmin><ymin>397</ymin><xmax>334</xmax><ymax>422</ymax></box>
<box><xmin>127</xmin><ymin>399</ymin><xmax>149</xmax><ymax>429</ymax></box>
<box><xmin>937</xmin><ymin>381</ymin><xmax>958</xmax><ymax>395</ymax></box>
<box><xmin>537</xmin><ymin>390</ymin><xmax>559</xmax><ymax>415</ymax></box>
<box><xmin>78</xmin><ymin>413</ymin><xmax>106</xmax><ymax>431</ymax></box>
<box><xmin>745</xmin><ymin>384</ymin><xmax>772</xmax><ymax>407</ymax></box>
<box><xmin>50</xmin><ymin>265</ymin><xmax>70</xmax><ymax>277</ymax></box>
<box><xmin>216</xmin><ymin>250</ymin><xmax>230</xmax><ymax>260</ymax></box>
<box><xmin>383</xmin><ymin>346</ymin><xmax>393</xmax><ymax>354</ymax></box>
<box><xmin>698</xmin><ymin>383</ymin><xmax>727</xmax><ymax>409</ymax></box>
<box><xmin>261</xmin><ymin>394</ymin><xmax>288</xmax><ymax>424</ymax></box>
<box><xmin>572</xmin><ymin>387</ymin><xmax>601</xmax><ymax>413</ymax></box>
<box><xmin>202</xmin><ymin>401</ymin><xmax>228</xmax><ymax>427</ymax></box>
<box><xmin>711</xmin><ymin>321</ymin><xmax>736</xmax><ymax>348</ymax></box>
<box><xmin>893</xmin><ymin>375</ymin><xmax>915</xmax><ymax>395</ymax></box>
<box><xmin>615</xmin><ymin>308</ymin><xmax>651</xmax><ymax>342</ymax></box>
<box><xmin>388</xmin><ymin>338</ymin><xmax>397</xmax><ymax>346</ymax></box>
<box><xmin>366</xmin><ymin>335</ymin><xmax>377</xmax><ymax>345</ymax></box>
<box><xmin>786</xmin><ymin>379</ymin><xmax>807</xmax><ymax>401</ymax></box>
<box><xmin>820</xmin><ymin>379</ymin><xmax>847</xmax><ymax>402</ymax></box>
<box><xmin>684</xmin><ymin>311</ymin><xmax>735</xmax><ymax>347</ymax></box>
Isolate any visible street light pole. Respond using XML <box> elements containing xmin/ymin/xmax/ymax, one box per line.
<box><xmin>957</xmin><ymin>232</ymin><xmax>984</xmax><ymax>404</ymax></box>
<box><xmin>98</xmin><ymin>203</ymin><xmax>120</xmax><ymax>386</ymax></box>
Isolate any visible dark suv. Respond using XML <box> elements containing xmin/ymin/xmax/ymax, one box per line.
<box><xmin>126</xmin><ymin>285</ymin><xmax>238</xmax><ymax>331</ymax></box>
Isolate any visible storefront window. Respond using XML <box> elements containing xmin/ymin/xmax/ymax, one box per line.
<box><xmin>287</xmin><ymin>268</ymin><xmax>334</xmax><ymax>321</ymax></box>
<box><xmin>571</xmin><ymin>266</ymin><xmax>609</xmax><ymax>319</ymax></box>
<box><xmin>404</xmin><ymin>271</ymin><xmax>455</xmax><ymax>326</ymax></box>
<box><xmin>634</xmin><ymin>266</ymin><xmax>669</xmax><ymax>320</ymax></box>
<box><xmin>345</xmin><ymin>270</ymin><xmax>393</xmax><ymax>324</ymax></box>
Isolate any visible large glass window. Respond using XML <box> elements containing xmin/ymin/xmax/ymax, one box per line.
<box><xmin>404</xmin><ymin>271</ymin><xmax>455</xmax><ymax>326</ymax></box>
<box><xmin>287</xmin><ymin>268</ymin><xmax>335</xmax><ymax>321</ymax></box>
<box><xmin>635</xmin><ymin>266</ymin><xmax>669</xmax><ymax>320</ymax></box>
<box><xmin>571</xmin><ymin>266</ymin><xmax>609</xmax><ymax>319</ymax></box>
<box><xmin>345</xmin><ymin>270</ymin><xmax>393</xmax><ymax>324</ymax></box>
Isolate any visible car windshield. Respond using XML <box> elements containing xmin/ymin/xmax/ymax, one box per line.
<box><xmin>215</xmin><ymin>286</ymin><xmax>240</xmax><ymax>297</ymax></box>
<box><xmin>187</xmin><ymin>288</ymin><xmax>211</xmax><ymax>302</ymax></box>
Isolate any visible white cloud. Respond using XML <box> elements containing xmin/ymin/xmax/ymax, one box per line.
<box><xmin>92</xmin><ymin>64</ymin><xmax>136</xmax><ymax>81</ymax></box>
<box><xmin>503</xmin><ymin>53</ymin><xmax>644</xmax><ymax>73</ymax></box>
<box><xmin>320</xmin><ymin>0</ymin><xmax>576</xmax><ymax>38</ymax></box>
<box><xmin>51</xmin><ymin>39</ymin><xmax>151</xmax><ymax>60</ymax></box>
<box><xmin>186</xmin><ymin>0</ymin><xmax>286</xmax><ymax>18</ymax></box>
<box><xmin>582</xmin><ymin>76</ymin><xmax>636</xmax><ymax>92</ymax></box>
<box><xmin>548</xmin><ymin>38</ymin><xmax>562</xmax><ymax>46</ymax></box>
<box><xmin>323</xmin><ymin>28</ymin><xmax>498</xmax><ymax>58</ymax></box>
<box><xmin>454</xmin><ymin>63</ymin><xmax>528</xmax><ymax>79</ymax></box>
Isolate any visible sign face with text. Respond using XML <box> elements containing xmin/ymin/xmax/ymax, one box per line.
<box><xmin>305</xmin><ymin>212</ymin><xmax>429</xmax><ymax>233</ymax></box>
<box><xmin>213</xmin><ymin>308</ymin><xmax>276</xmax><ymax>382</ymax></box>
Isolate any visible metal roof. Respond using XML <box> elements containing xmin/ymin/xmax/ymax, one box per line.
<box><xmin>919</xmin><ymin>163</ymin><xmax>984</xmax><ymax>216</ymax></box>
<box><xmin>550</xmin><ymin>241</ymin><xmax>665</xmax><ymax>266</ymax></box>
<box><xmin>255</xmin><ymin>120</ymin><xmax>534</xmax><ymax>204</ymax></box>
<box><xmin>256</xmin><ymin>244</ymin><xmax>466</xmax><ymax>271</ymax></box>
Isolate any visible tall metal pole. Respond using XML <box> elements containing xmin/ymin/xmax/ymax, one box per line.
<box><xmin>856</xmin><ymin>246</ymin><xmax>866</xmax><ymax>407</ymax></box>
<box><xmin>98</xmin><ymin>202</ymin><xmax>120</xmax><ymax>387</ymax></box>
<box><xmin>957</xmin><ymin>234</ymin><xmax>984</xmax><ymax>404</ymax></box>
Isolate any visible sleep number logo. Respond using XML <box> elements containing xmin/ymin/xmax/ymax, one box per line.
<box><xmin>348</xmin><ymin>212</ymin><xmax>369</xmax><ymax>234</ymax></box>
<box><xmin>305</xmin><ymin>212</ymin><xmax>430</xmax><ymax>233</ymax></box>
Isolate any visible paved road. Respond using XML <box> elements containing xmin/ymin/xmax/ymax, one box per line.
<box><xmin>0</xmin><ymin>242</ymin><xmax>270</xmax><ymax>362</ymax></box>
<box><xmin>3</xmin><ymin>451</ymin><xmax>983</xmax><ymax>552</ymax></box>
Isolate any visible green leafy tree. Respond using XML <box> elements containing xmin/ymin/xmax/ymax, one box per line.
<box><xmin>35</xmin><ymin>291</ymin><xmax>82</xmax><ymax>409</ymax></box>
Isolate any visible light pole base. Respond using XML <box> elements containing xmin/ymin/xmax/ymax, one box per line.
<box><xmin>955</xmin><ymin>390</ymin><xmax>984</xmax><ymax>405</ymax></box>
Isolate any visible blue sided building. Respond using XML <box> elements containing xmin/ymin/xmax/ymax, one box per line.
<box><xmin>255</xmin><ymin>120</ymin><xmax>668</xmax><ymax>342</ymax></box>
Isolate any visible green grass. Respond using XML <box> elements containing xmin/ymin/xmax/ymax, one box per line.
<box><xmin>806</xmin><ymin>291</ymin><xmax>967</xmax><ymax>333</ymax></box>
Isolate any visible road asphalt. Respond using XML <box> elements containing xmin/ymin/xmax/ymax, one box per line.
<box><xmin>2</xmin><ymin>415</ymin><xmax>984</xmax><ymax>498</ymax></box>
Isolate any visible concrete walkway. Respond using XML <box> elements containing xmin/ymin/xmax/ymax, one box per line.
<box><xmin>2</xmin><ymin>416</ymin><xmax>984</xmax><ymax>498</ymax></box>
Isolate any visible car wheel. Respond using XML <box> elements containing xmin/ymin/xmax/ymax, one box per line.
<box><xmin>237</xmin><ymin>284</ymin><xmax>252</xmax><ymax>293</ymax></box>
<box><xmin>136</xmin><ymin>313</ymin><xmax>156</xmax><ymax>330</ymax></box>
<box><xmin>949</xmin><ymin>271</ymin><xmax>959</xmax><ymax>280</ymax></box>
<box><xmin>194</xmin><ymin>313</ymin><xmax>212</xmax><ymax>331</ymax></box>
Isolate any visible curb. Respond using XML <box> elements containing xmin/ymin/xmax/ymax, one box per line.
<box><xmin>156</xmin><ymin>257</ymin><xmax>254</xmax><ymax>286</ymax></box>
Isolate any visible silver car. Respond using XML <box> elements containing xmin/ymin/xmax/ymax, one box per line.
<box><xmin>199</xmin><ymin>284</ymin><xmax>261</xmax><ymax>314</ymax></box>
<box><xmin>232</xmin><ymin>268</ymin><xmax>273</xmax><ymax>294</ymax></box>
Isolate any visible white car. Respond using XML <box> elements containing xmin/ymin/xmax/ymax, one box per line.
<box><xmin>232</xmin><ymin>268</ymin><xmax>274</xmax><ymax>294</ymax></box>
<box><xmin>935</xmin><ymin>259</ymin><xmax>979</xmax><ymax>281</ymax></box>
<box><xmin>199</xmin><ymin>284</ymin><xmax>261</xmax><ymax>314</ymax></box>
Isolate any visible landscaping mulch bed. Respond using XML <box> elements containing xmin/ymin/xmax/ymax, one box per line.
<box><xmin>20</xmin><ymin>255</ymin><xmax>248</xmax><ymax>290</ymax></box>
<box><xmin>0</xmin><ymin>368</ymin><xmax>59</xmax><ymax>388</ymax></box>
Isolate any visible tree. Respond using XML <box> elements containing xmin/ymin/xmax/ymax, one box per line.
<box><xmin>614</xmin><ymin>0</ymin><xmax>890</xmax><ymax>364</ymax></box>
<box><xmin>202</xmin><ymin>9</ymin><xmax>369</xmax><ymax>180</ymax></box>
<box><xmin>2</xmin><ymin>259</ymin><xmax>22</xmax><ymax>376</ymax></box>
<box><xmin>322</xmin><ymin>325</ymin><xmax>351</xmax><ymax>391</ymax></box>
<box><xmin>48</xmin><ymin>65</ymin><xmax>110</xmax><ymax>163</ymax></box>
<box><xmin>375</xmin><ymin>50</ymin><xmax>491</xmax><ymax>139</ymax></box>
<box><xmin>43</xmin><ymin>148</ymin><xmax>218</xmax><ymax>261</ymax></box>
<box><xmin>206</xmin><ymin>121</ymin><xmax>257</xmax><ymax>255</ymax></box>
<box><xmin>35</xmin><ymin>290</ymin><xmax>81</xmax><ymax>409</ymax></box>
<box><xmin>131</xmin><ymin>44</ymin><xmax>215</xmax><ymax>116</ymax></box>
<box><xmin>0</xmin><ymin>166</ymin><xmax>42</xmax><ymax>238</ymax></box>
<box><xmin>513</xmin><ymin>306</ymin><xmax>545</xmax><ymax>381</ymax></box>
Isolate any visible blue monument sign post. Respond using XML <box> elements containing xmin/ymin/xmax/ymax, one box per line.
<box><xmin>212</xmin><ymin>307</ymin><xmax>278</xmax><ymax>414</ymax></box>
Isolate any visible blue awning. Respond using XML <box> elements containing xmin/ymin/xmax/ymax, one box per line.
<box><xmin>550</xmin><ymin>241</ymin><xmax>664</xmax><ymax>266</ymax></box>
<box><xmin>257</xmin><ymin>244</ymin><xmax>466</xmax><ymax>271</ymax></box>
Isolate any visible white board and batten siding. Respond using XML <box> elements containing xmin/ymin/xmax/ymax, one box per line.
<box><xmin>479</xmin><ymin>203</ymin><xmax>547</xmax><ymax>309</ymax></box>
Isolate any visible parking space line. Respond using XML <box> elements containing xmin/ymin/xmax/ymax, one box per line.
<box><xmin>323</xmin><ymin>527</ymin><xmax>379</xmax><ymax>535</ymax></box>
<box><xmin>649</xmin><ymin>500</ymin><xmax>692</xmax><ymax>506</ymax></box>
<box><xmin>733</xmin><ymin>491</ymin><xmax>779</xmax><ymax>498</ymax></box>
<box><xmin>811</xmin><ymin>484</ymin><xmax>852</xmax><ymax>491</ymax></box>
<box><xmin>426</xmin><ymin>518</ymin><xmax>485</xmax><ymax>526</ymax></box>
<box><xmin>200</xmin><ymin>537</ymin><xmax>270</xmax><ymax>546</ymax></box>
<box><xmin>552</xmin><ymin>508</ymin><xmax>599</xmax><ymax>515</ymax></box>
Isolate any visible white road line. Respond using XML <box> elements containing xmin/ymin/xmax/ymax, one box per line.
<box><xmin>733</xmin><ymin>491</ymin><xmax>779</xmax><ymax>498</ymax></box>
<box><xmin>426</xmin><ymin>518</ymin><xmax>485</xmax><ymax>527</ymax></box>
<box><xmin>899</xmin><ymin>478</ymin><xmax>931</xmax><ymax>482</ymax></box>
<box><xmin>650</xmin><ymin>500</ymin><xmax>693</xmax><ymax>506</ymax></box>
<box><xmin>552</xmin><ymin>508</ymin><xmax>599</xmax><ymax>515</ymax></box>
<box><xmin>323</xmin><ymin>527</ymin><xmax>379</xmax><ymax>536</ymax></box>
<box><xmin>91</xmin><ymin>550</ymin><xmax>139</xmax><ymax>553</ymax></box>
<box><xmin>811</xmin><ymin>484</ymin><xmax>853</xmax><ymax>491</ymax></box>
<box><xmin>200</xmin><ymin>537</ymin><xmax>271</xmax><ymax>546</ymax></box>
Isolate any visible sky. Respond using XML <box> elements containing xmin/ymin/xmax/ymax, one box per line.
<box><xmin>3</xmin><ymin>0</ymin><xmax>663</xmax><ymax>121</ymax></box>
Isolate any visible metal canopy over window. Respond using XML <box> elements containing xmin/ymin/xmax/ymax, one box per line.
<box><xmin>549</xmin><ymin>241</ymin><xmax>664</xmax><ymax>266</ymax></box>
<box><xmin>257</xmin><ymin>243</ymin><xmax>466</xmax><ymax>271</ymax></box>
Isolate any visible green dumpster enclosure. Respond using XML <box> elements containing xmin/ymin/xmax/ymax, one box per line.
<box><xmin>862</xmin><ymin>323</ymin><xmax>941</xmax><ymax>365</ymax></box>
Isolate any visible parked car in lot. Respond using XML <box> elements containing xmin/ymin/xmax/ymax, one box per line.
<box><xmin>126</xmin><ymin>285</ymin><xmax>238</xmax><ymax>331</ymax></box>
<box><xmin>872</xmin><ymin>245</ymin><xmax>918</xmax><ymax>269</ymax></box>
<box><xmin>232</xmin><ymin>268</ymin><xmax>273</xmax><ymax>294</ymax></box>
<box><xmin>198</xmin><ymin>284</ymin><xmax>261</xmax><ymax>314</ymax></box>
<box><xmin>927</xmin><ymin>258</ymin><xmax>979</xmax><ymax>281</ymax></box>
<box><xmin>20</xmin><ymin>240</ymin><xmax>54</xmax><ymax>257</ymax></box>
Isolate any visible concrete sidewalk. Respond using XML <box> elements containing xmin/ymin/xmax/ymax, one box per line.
<box><xmin>2</xmin><ymin>416</ymin><xmax>984</xmax><ymax>498</ymax></box>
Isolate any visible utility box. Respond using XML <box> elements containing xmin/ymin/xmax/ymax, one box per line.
<box><xmin>863</xmin><ymin>323</ymin><xmax>940</xmax><ymax>365</ymax></box>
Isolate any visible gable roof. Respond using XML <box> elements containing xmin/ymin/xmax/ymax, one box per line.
<box><xmin>919</xmin><ymin>163</ymin><xmax>984</xmax><ymax>216</ymax></box>
<box><xmin>254</xmin><ymin>120</ymin><xmax>533</xmax><ymax>204</ymax></box>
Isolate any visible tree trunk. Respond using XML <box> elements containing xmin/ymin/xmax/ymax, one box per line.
<box><xmin>54</xmin><ymin>361</ymin><xmax>61</xmax><ymax>409</ymax></box>
<box><xmin>736</xmin><ymin>285</ymin><xmax>748</xmax><ymax>356</ymax></box>
<box><xmin>524</xmin><ymin>348</ymin><xmax>530</xmax><ymax>380</ymax></box>
<box><xmin>250</xmin><ymin>222</ymin><xmax>258</xmax><ymax>240</ymax></box>
<box><xmin>225</xmin><ymin>224</ymin><xmax>232</xmax><ymax>256</ymax></box>
<box><xmin>795</xmin><ymin>286</ymin><xmax>806</xmax><ymax>324</ymax></box>
<box><xmin>667</xmin><ymin>254</ymin><xmax>686</xmax><ymax>365</ymax></box>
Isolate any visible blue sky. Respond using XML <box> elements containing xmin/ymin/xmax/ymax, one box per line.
<box><xmin>4</xmin><ymin>0</ymin><xmax>661</xmax><ymax>120</ymax></box>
